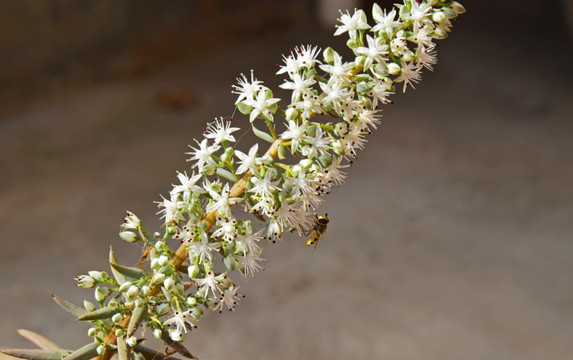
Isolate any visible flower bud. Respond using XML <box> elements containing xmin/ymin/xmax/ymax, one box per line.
<box><xmin>223</xmin><ymin>255</ymin><xmax>237</xmax><ymax>271</ymax></box>
<box><xmin>97</xmin><ymin>345</ymin><xmax>106</xmax><ymax>356</ymax></box>
<box><xmin>119</xmin><ymin>231</ymin><xmax>141</xmax><ymax>243</ymax></box>
<box><xmin>346</xmin><ymin>39</ymin><xmax>358</xmax><ymax>49</ymax></box>
<box><xmin>153</xmin><ymin>329</ymin><xmax>162</xmax><ymax>339</ymax></box>
<box><xmin>118</xmin><ymin>281</ymin><xmax>133</xmax><ymax>293</ymax></box>
<box><xmin>186</xmin><ymin>296</ymin><xmax>197</xmax><ymax>306</ymax></box>
<box><xmin>432</xmin><ymin>11</ymin><xmax>446</xmax><ymax>22</ymax></box>
<box><xmin>187</xmin><ymin>264</ymin><xmax>200</xmax><ymax>278</ymax></box>
<box><xmin>84</xmin><ymin>300</ymin><xmax>96</xmax><ymax>312</ymax></box>
<box><xmin>387</xmin><ymin>63</ymin><xmax>401</xmax><ymax>75</ymax></box>
<box><xmin>285</xmin><ymin>107</ymin><xmax>298</xmax><ymax>121</ymax></box>
<box><xmin>402</xmin><ymin>50</ymin><xmax>415</xmax><ymax>62</ymax></box>
<box><xmin>323</xmin><ymin>47</ymin><xmax>335</xmax><ymax>63</ymax></box>
<box><xmin>170</xmin><ymin>331</ymin><xmax>184</xmax><ymax>342</ymax></box>
<box><xmin>221</xmin><ymin>147</ymin><xmax>234</xmax><ymax>165</ymax></box>
<box><xmin>432</xmin><ymin>28</ymin><xmax>448</xmax><ymax>40</ymax></box>
<box><xmin>87</xmin><ymin>327</ymin><xmax>97</xmax><ymax>337</ymax></box>
<box><xmin>443</xmin><ymin>8</ymin><xmax>457</xmax><ymax>19</ymax></box>
<box><xmin>163</xmin><ymin>277</ymin><xmax>175</xmax><ymax>290</ymax></box>
<box><xmin>202</xmin><ymin>163</ymin><xmax>217</xmax><ymax>176</ymax></box>
<box><xmin>76</xmin><ymin>275</ymin><xmax>95</xmax><ymax>288</ymax></box>
<box><xmin>115</xmin><ymin>329</ymin><xmax>125</xmax><ymax>337</ymax></box>
<box><xmin>108</xmin><ymin>300</ymin><xmax>119</xmax><ymax>309</ymax></box>
<box><xmin>127</xmin><ymin>336</ymin><xmax>138</xmax><ymax>347</ymax></box>
<box><xmin>151</xmin><ymin>273</ymin><xmax>166</xmax><ymax>285</ymax></box>
<box><xmin>112</xmin><ymin>313</ymin><xmax>123</xmax><ymax>324</ymax></box>
<box><xmin>451</xmin><ymin>2</ymin><xmax>466</xmax><ymax>14</ymax></box>
<box><xmin>94</xmin><ymin>286</ymin><xmax>111</xmax><ymax>301</ymax></box>
<box><xmin>127</xmin><ymin>285</ymin><xmax>140</xmax><ymax>299</ymax></box>
<box><xmin>89</xmin><ymin>271</ymin><xmax>109</xmax><ymax>282</ymax></box>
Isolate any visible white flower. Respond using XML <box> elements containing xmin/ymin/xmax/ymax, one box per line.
<box><xmin>186</xmin><ymin>138</ymin><xmax>220</xmax><ymax>172</ymax></box>
<box><xmin>232</xmin><ymin>71</ymin><xmax>263</xmax><ymax>104</ymax></box>
<box><xmin>186</xmin><ymin>231</ymin><xmax>221</xmax><ymax>263</ymax></box>
<box><xmin>371</xmin><ymin>6</ymin><xmax>399</xmax><ymax>37</ymax></box>
<box><xmin>409</xmin><ymin>25</ymin><xmax>435</xmax><ymax>48</ymax></box>
<box><xmin>212</xmin><ymin>216</ymin><xmax>238</xmax><ymax>242</ymax></box>
<box><xmin>157</xmin><ymin>194</ymin><xmax>184</xmax><ymax>223</ymax></box>
<box><xmin>249</xmin><ymin>170</ymin><xmax>280</xmax><ymax>201</ymax></box>
<box><xmin>279</xmin><ymin>73</ymin><xmax>316</xmax><ymax>103</ymax></box>
<box><xmin>302</xmin><ymin>125</ymin><xmax>330</xmax><ymax>158</ymax></box>
<box><xmin>394</xmin><ymin>61</ymin><xmax>422</xmax><ymax>92</ymax></box>
<box><xmin>204</xmin><ymin>117</ymin><xmax>240</xmax><ymax>144</ymax></box>
<box><xmin>334</xmin><ymin>9</ymin><xmax>370</xmax><ymax>40</ymax></box>
<box><xmin>356</xmin><ymin>109</ymin><xmax>382</xmax><ymax>130</ymax></box>
<box><xmin>295</xmin><ymin>45</ymin><xmax>321</xmax><ymax>70</ymax></box>
<box><xmin>234</xmin><ymin>221</ymin><xmax>263</xmax><ymax>255</ymax></box>
<box><xmin>163</xmin><ymin>309</ymin><xmax>198</xmax><ymax>335</ymax></box>
<box><xmin>321</xmin><ymin>156</ymin><xmax>348</xmax><ymax>187</ymax></box>
<box><xmin>250</xmin><ymin>197</ymin><xmax>276</xmax><ymax>218</ymax></box>
<box><xmin>354</xmin><ymin>35</ymin><xmax>389</xmax><ymax>70</ymax></box>
<box><xmin>194</xmin><ymin>271</ymin><xmax>226</xmax><ymax>298</ymax></box>
<box><xmin>291</xmin><ymin>93</ymin><xmax>323</xmax><ymax>121</ymax></box>
<box><xmin>171</xmin><ymin>171</ymin><xmax>202</xmax><ymax>203</ymax></box>
<box><xmin>239</xmin><ymin>249</ymin><xmax>266</xmax><ymax>277</ymax></box>
<box><xmin>368</xmin><ymin>77</ymin><xmax>393</xmax><ymax>108</ymax></box>
<box><xmin>320</xmin><ymin>52</ymin><xmax>354</xmax><ymax>86</ymax></box>
<box><xmin>282</xmin><ymin>120</ymin><xmax>308</xmax><ymax>153</ymax></box>
<box><xmin>284</xmin><ymin>167</ymin><xmax>321</xmax><ymax>209</ymax></box>
<box><xmin>235</xmin><ymin>143</ymin><xmax>260</xmax><ymax>175</ymax></box>
<box><xmin>416</xmin><ymin>44</ymin><xmax>437</xmax><ymax>71</ymax></box>
<box><xmin>243</xmin><ymin>88</ymin><xmax>281</xmax><ymax>122</ymax></box>
<box><xmin>121</xmin><ymin>211</ymin><xmax>140</xmax><ymax>230</ymax></box>
<box><xmin>206</xmin><ymin>183</ymin><xmax>241</xmax><ymax>217</ymax></box>
<box><xmin>402</xmin><ymin>1</ymin><xmax>433</xmax><ymax>29</ymax></box>
<box><xmin>319</xmin><ymin>81</ymin><xmax>353</xmax><ymax>114</ymax></box>
<box><xmin>215</xmin><ymin>285</ymin><xmax>243</xmax><ymax>313</ymax></box>
<box><xmin>276</xmin><ymin>53</ymin><xmax>299</xmax><ymax>77</ymax></box>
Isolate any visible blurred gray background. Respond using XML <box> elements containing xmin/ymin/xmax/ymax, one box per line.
<box><xmin>1</xmin><ymin>1</ymin><xmax>572</xmax><ymax>359</ymax></box>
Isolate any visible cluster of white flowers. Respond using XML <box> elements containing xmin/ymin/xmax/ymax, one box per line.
<box><xmin>71</xmin><ymin>1</ymin><xmax>464</xmax><ymax>359</ymax></box>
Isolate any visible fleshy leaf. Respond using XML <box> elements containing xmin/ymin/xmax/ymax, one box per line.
<box><xmin>251</xmin><ymin>125</ymin><xmax>275</xmax><ymax>143</ymax></box>
<box><xmin>77</xmin><ymin>306</ymin><xmax>120</xmax><ymax>321</ymax></box>
<box><xmin>216</xmin><ymin>168</ymin><xmax>238</xmax><ymax>182</ymax></box>
<box><xmin>138</xmin><ymin>223</ymin><xmax>158</xmax><ymax>246</ymax></box>
<box><xmin>62</xmin><ymin>342</ymin><xmax>98</xmax><ymax>360</ymax></box>
<box><xmin>17</xmin><ymin>330</ymin><xmax>61</xmax><ymax>350</ymax></box>
<box><xmin>116</xmin><ymin>336</ymin><xmax>130</xmax><ymax>360</ymax></box>
<box><xmin>133</xmin><ymin>345</ymin><xmax>182</xmax><ymax>360</ymax></box>
<box><xmin>127</xmin><ymin>304</ymin><xmax>147</xmax><ymax>337</ymax></box>
<box><xmin>51</xmin><ymin>294</ymin><xmax>87</xmax><ymax>318</ymax></box>
<box><xmin>1</xmin><ymin>349</ymin><xmax>70</xmax><ymax>360</ymax></box>
<box><xmin>110</xmin><ymin>262</ymin><xmax>146</xmax><ymax>280</ymax></box>
<box><xmin>109</xmin><ymin>247</ymin><xmax>127</xmax><ymax>285</ymax></box>
<box><xmin>160</xmin><ymin>331</ymin><xmax>198</xmax><ymax>359</ymax></box>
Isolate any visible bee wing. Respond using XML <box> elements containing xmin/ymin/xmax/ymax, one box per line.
<box><xmin>311</xmin><ymin>236</ymin><xmax>321</xmax><ymax>254</ymax></box>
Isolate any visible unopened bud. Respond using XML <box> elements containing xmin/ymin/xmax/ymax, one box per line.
<box><xmin>119</xmin><ymin>231</ymin><xmax>141</xmax><ymax>243</ymax></box>
<box><xmin>387</xmin><ymin>63</ymin><xmax>401</xmax><ymax>75</ymax></box>
<box><xmin>323</xmin><ymin>47</ymin><xmax>335</xmax><ymax>63</ymax></box>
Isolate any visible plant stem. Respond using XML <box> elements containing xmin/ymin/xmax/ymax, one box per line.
<box><xmin>95</xmin><ymin>139</ymin><xmax>280</xmax><ymax>360</ymax></box>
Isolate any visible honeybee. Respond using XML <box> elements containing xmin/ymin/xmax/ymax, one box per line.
<box><xmin>304</xmin><ymin>214</ymin><xmax>329</xmax><ymax>253</ymax></box>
